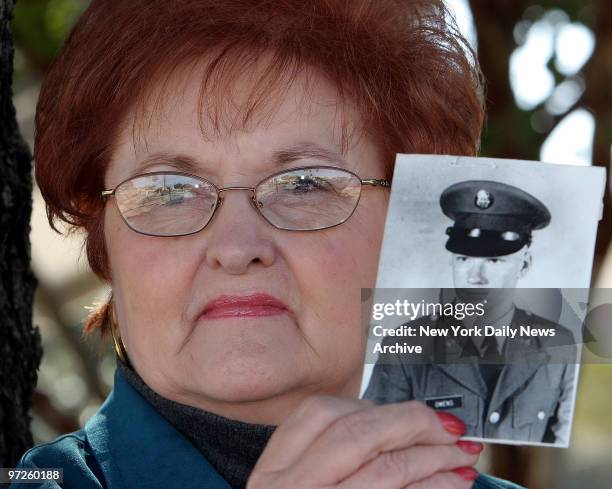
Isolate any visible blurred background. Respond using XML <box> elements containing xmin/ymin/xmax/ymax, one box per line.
<box><xmin>10</xmin><ymin>0</ymin><xmax>612</xmax><ymax>487</ymax></box>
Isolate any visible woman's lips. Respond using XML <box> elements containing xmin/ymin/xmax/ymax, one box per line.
<box><xmin>199</xmin><ymin>293</ymin><xmax>290</xmax><ymax>319</ymax></box>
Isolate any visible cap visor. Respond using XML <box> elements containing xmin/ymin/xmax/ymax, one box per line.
<box><xmin>445</xmin><ymin>236</ymin><xmax>527</xmax><ymax>257</ymax></box>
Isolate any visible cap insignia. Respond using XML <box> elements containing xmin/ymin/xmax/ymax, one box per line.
<box><xmin>475</xmin><ymin>189</ymin><xmax>493</xmax><ymax>209</ymax></box>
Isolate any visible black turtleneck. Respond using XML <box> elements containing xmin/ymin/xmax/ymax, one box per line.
<box><xmin>117</xmin><ymin>360</ymin><xmax>276</xmax><ymax>489</ymax></box>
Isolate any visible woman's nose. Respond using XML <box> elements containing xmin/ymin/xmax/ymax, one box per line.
<box><xmin>203</xmin><ymin>191</ymin><xmax>277</xmax><ymax>274</ymax></box>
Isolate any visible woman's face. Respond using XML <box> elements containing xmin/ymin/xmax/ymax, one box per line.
<box><xmin>104</xmin><ymin>65</ymin><xmax>389</xmax><ymax>423</ymax></box>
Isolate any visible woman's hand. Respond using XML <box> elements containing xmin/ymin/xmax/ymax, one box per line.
<box><xmin>247</xmin><ymin>397</ymin><xmax>482</xmax><ymax>489</ymax></box>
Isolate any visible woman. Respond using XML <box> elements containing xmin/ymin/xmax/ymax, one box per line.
<box><xmin>14</xmin><ymin>1</ymin><xmax>523</xmax><ymax>488</ymax></box>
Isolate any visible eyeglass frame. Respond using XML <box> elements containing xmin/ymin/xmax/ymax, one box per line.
<box><xmin>100</xmin><ymin>165</ymin><xmax>391</xmax><ymax>237</ymax></box>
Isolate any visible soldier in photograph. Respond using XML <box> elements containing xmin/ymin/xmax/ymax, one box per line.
<box><xmin>364</xmin><ymin>180</ymin><xmax>578</xmax><ymax>445</ymax></box>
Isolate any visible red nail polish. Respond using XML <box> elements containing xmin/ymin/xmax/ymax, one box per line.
<box><xmin>457</xmin><ymin>440</ymin><xmax>484</xmax><ymax>454</ymax></box>
<box><xmin>436</xmin><ymin>411</ymin><xmax>465</xmax><ymax>436</ymax></box>
<box><xmin>453</xmin><ymin>467</ymin><xmax>479</xmax><ymax>481</ymax></box>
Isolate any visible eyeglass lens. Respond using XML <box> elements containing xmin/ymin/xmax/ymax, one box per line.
<box><xmin>113</xmin><ymin>168</ymin><xmax>363</xmax><ymax>236</ymax></box>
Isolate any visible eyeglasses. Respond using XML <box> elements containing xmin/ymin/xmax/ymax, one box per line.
<box><xmin>101</xmin><ymin>166</ymin><xmax>390</xmax><ymax>237</ymax></box>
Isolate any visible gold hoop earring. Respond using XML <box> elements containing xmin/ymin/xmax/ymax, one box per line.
<box><xmin>109</xmin><ymin>301</ymin><xmax>130</xmax><ymax>366</ymax></box>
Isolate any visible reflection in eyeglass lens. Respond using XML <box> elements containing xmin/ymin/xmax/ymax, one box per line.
<box><xmin>115</xmin><ymin>174</ymin><xmax>217</xmax><ymax>236</ymax></box>
<box><xmin>256</xmin><ymin>169</ymin><xmax>361</xmax><ymax>231</ymax></box>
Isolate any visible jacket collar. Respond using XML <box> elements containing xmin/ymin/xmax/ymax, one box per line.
<box><xmin>84</xmin><ymin>365</ymin><xmax>232</xmax><ymax>489</ymax></box>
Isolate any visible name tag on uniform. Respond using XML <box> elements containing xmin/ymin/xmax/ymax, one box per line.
<box><xmin>424</xmin><ymin>395</ymin><xmax>463</xmax><ymax>410</ymax></box>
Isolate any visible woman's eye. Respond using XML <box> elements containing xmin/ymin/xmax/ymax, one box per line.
<box><xmin>487</xmin><ymin>258</ymin><xmax>502</xmax><ymax>264</ymax></box>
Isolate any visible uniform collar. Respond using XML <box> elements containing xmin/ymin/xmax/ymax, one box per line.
<box><xmin>84</xmin><ymin>366</ymin><xmax>232</xmax><ymax>489</ymax></box>
<box><xmin>438</xmin><ymin>307</ymin><xmax>543</xmax><ymax>360</ymax></box>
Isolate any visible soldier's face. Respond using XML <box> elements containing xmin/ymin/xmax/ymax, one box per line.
<box><xmin>451</xmin><ymin>247</ymin><xmax>531</xmax><ymax>290</ymax></box>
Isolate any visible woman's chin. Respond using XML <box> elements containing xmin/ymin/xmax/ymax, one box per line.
<box><xmin>180</xmin><ymin>352</ymin><xmax>306</xmax><ymax>405</ymax></box>
<box><xmin>196</xmin><ymin>378</ymin><xmax>291</xmax><ymax>405</ymax></box>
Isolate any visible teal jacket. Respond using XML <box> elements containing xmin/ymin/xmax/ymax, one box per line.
<box><xmin>12</xmin><ymin>368</ymin><xmax>524</xmax><ymax>488</ymax></box>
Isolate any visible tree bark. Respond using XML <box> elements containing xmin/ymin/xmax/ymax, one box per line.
<box><xmin>0</xmin><ymin>0</ymin><xmax>41</xmax><ymax>467</ymax></box>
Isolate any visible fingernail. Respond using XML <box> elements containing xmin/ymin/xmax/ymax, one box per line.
<box><xmin>436</xmin><ymin>412</ymin><xmax>465</xmax><ymax>436</ymax></box>
<box><xmin>457</xmin><ymin>440</ymin><xmax>484</xmax><ymax>454</ymax></box>
<box><xmin>453</xmin><ymin>467</ymin><xmax>479</xmax><ymax>481</ymax></box>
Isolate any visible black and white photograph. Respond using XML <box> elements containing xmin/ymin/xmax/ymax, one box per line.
<box><xmin>361</xmin><ymin>154</ymin><xmax>606</xmax><ymax>447</ymax></box>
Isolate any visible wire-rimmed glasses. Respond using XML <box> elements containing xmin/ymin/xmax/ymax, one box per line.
<box><xmin>101</xmin><ymin>166</ymin><xmax>390</xmax><ymax>237</ymax></box>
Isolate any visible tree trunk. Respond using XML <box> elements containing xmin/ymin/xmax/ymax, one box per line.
<box><xmin>584</xmin><ymin>0</ymin><xmax>612</xmax><ymax>258</ymax></box>
<box><xmin>0</xmin><ymin>0</ymin><xmax>41</xmax><ymax>467</ymax></box>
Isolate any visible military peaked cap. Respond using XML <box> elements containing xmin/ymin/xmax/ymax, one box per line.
<box><xmin>440</xmin><ymin>180</ymin><xmax>551</xmax><ymax>257</ymax></box>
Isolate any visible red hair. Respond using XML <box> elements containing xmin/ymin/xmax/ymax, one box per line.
<box><xmin>35</xmin><ymin>0</ymin><xmax>484</xmax><ymax>333</ymax></box>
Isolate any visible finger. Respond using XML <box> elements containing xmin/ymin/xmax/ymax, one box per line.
<box><xmin>288</xmin><ymin>401</ymin><xmax>466</xmax><ymax>485</ymax></box>
<box><xmin>254</xmin><ymin>396</ymin><xmax>373</xmax><ymax>472</ymax></box>
<box><xmin>404</xmin><ymin>469</ymin><xmax>479</xmax><ymax>489</ymax></box>
<box><xmin>336</xmin><ymin>443</ymin><xmax>480</xmax><ymax>489</ymax></box>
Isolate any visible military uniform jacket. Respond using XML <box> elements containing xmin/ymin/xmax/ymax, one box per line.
<box><xmin>364</xmin><ymin>308</ymin><xmax>578</xmax><ymax>445</ymax></box>
<box><xmin>12</xmin><ymin>366</ymin><xmax>523</xmax><ymax>488</ymax></box>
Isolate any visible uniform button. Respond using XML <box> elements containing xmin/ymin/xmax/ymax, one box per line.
<box><xmin>489</xmin><ymin>411</ymin><xmax>500</xmax><ymax>424</ymax></box>
<box><xmin>537</xmin><ymin>410</ymin><xmax>546</xmax><ymax>421</ymax></box>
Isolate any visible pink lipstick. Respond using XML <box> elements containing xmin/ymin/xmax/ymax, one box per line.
<box><xmin>200</xmin><ymin>293</ymin><xmax>289</xmax><ymax>319</ymax></box>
